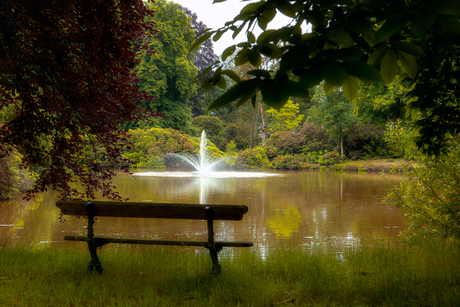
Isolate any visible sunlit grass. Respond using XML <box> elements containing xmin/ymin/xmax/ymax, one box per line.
<box><xmin>1</xmin><ymin>240</ymin><xmax>459</xmax><ymax>306</ymax></box>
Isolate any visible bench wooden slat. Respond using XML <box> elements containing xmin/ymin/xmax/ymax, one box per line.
<box><xmin>64</xmin><ymin>235</ymin><xmax>254</xmax><ymax>248</ymax></box>
<box><xmin>56</xmin><ymin>200</ymin><xmax>248</xmax><ymax>220</ymax></box>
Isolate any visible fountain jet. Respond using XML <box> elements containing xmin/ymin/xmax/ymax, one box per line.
<box><xmin>172</xmin><ymin>130</ymin><xmax>221</xmax><ymax>174</ymax></box>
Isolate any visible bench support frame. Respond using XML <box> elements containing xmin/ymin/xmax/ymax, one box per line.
<box><xmin>86</xmin><ymin>202</ymin><xmax>104</xmax><ymax>276</ymax></box>
<box><xmin>82</xmin><ymin>202</ymin><xmax>225</xmax><ymax>275</ymax></box>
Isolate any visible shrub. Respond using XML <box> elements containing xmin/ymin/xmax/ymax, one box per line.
<box><xmin>385</xmin><ymin>137</ymin><xmax>460</xmax><ymax>243</ymax></box>
<box><xmin>124</xmin><ymin>128</ymin><xmax>224</xmax><ymax>169</ymax></box>
<box><xmin>299</xmin><ymin>123</ymin><xmax>336</xmax><ymax>152</ymax></box>
<box><xmin>123</xmin><ymin>128</ymin><xmax>197</xmax><ymax>168</ymax></box>
<box><xmin>191</xmin><ymin>115</ymin><xmax>225</xmax><ymax>146</ymax></box>
<box><xmin>234</xmin><ymin>147</ymin><xmax>269</xmax><ymax>169</ymax></box>
<box><xmin>345</xmin><ymin>123</ymin><xmax>389</xmax><ymax>159</ymax></box>
<box><xmin>218</xmin><ymin>123</ymin><xmax>250</xmax><ymax>151</ymax></box>
<box><xmin>270</xmin><ymin>155</ymin><xmax>304</xmax><ymax>169</ymax></box>
<box><xmin>0</xmin><ymin>149</ymin><xmax>37</xmax><ymax>199</ymax></box>
<box><xmin>318</xmin><ymin>151</ymin><xmax>341</xmax><ymax>166</ymax></box>
<box><xmin>264</xmin><ymin>130</ymin><xmax>306</xmax><ymax>158</ymax></box>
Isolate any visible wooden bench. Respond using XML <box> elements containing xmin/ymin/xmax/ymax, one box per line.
<box><xmin>56</xmin><ymin>200</ymin><xmax>253</xmax><ymax>275</ymax></box>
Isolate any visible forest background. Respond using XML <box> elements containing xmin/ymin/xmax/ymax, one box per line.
<box><xmin>1</xmin><ymin>0</ymin><xmax>460</xmax><ymax>243</ymax></box>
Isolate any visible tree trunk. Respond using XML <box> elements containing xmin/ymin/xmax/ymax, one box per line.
<box><xmin>250</xmin><ymin>106</ymin><xmax>259</xmax><ymax>149</ymax></box>
<box><xmin>340</xmin><ymin>134</ymin><xmax>344</xmax><ymax>160</ymax></box>
<box><xmin>258</xmin><ymin>101</ymin><xmax>268</xmax><ymax>145</ymax></box>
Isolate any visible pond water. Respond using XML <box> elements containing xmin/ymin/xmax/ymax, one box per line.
<box><xmin>0</xmin><ymin>170</ymin><xmax>408</xmax><ymax>251</ymax></box>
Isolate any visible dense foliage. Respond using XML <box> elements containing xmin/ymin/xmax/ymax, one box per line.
<box><xmin>0</xmin><ymin>0</ymin><xmax>160</xmax><ymax>200</ymax></box>
<box><xmin>132</xmin><ymin>0</ymin><xmax>197</xmax><ymax>134</ymax></box>
<box><xmin>197</xmin><ymin>0</ymin><xmax>460</xmax><ymax>156</ymax></box>
<box><xmin>123</xmin><ymin>128</ymin><xmax>223</xmax><ymax>169</ymax></box>
<box><xmin>386</xmin><ymin>137</ymin><xmax>460</xmax><ymax>242</ymax></box>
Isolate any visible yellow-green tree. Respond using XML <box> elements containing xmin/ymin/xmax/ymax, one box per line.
<box><xmin>265</xmin><ymin>98</ymin><xmax>304</xmax><ymax>133</ymax></box>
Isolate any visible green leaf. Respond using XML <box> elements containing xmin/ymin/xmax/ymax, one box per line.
<box><xmin>221</xmin><ymin>70</ymin><xmax>241</xmax><ymax>83</ymax></box>
<box><xmin>397</xmin><ymin>50</ymin><xmax>417</xmax><ymax>79</ymax></box>
<box><xmin>342</xmin><ymin>61</ymin><xmax>382</xmax><ymax>82</ymax></box>
<box><xmin>367</xmin><ymin>46</ymin><xmax>388</xmax><ymax>66</ymax></box>
<box><xmin>299</xmin><ymin>65</ymin><xmax>324</xmax><ymax>88</ymax></box>
<box><xmin>213</xmin><ymin>0</ymin><xmax>227</xmax><ymax>3</ymax></box>
<box><xmin>374</xmin><ymin>15</ymin><xmax>408</xmax><ymax>44</ymax></box>
<box><xmin>342</xmin><ymin>75</ymin><xmax>359</xmax><ymax>102</ymax></box>
<box><xmin>380</xmin><ymin>50</ymin><xmax>398</xmax><ymax>83</ymax></box>
<box><xmin>323</xmin><ymin>64</ymin><xmax>347</xmax><ymax>86</ymax></box>
<box><xmin>232</xmin><ymin>22</ymin><xmax>247</xmax><ymax>39</ymax></box>
<box><xmin>258</xmin><ymin>8</ymin><xmax>277</xmax><ymax>30</ymax></box>
<box><xmin>221</xmin><ymin>45</ymin><xmax>236</xmax><ymax>61</ymax></box>
<box><xmin>261</xmin><ymin>81</ymin><xmax>290</xmax><ymax>110</ymax></box>
<box><xmin>216</xmin><ymin>76</ymin><xmax>227</xmax><ymax>89</ymax></box>
<box><xmin>248</xmin><ymin>49</ymin><xmax>262</xmax><ymax>67</ymax></box>
<box><xmin>212</xmin><ymin>67</ymin><xmax>222</xmax><ymax>85</ymax></box>
<box><xmin>277</xmin><ymin>3</ymin><xmax>297</xmax><ymax>18</ymax></box>
<box><xmin>428</xmin><ymin>0</ymin><xmax>460</xmax><ymax>16</ymax></box>
<box><xmin>259</xmin><ymin>44</ymin><xmax>278</xmax><ymax>57</ymax></box>
<box><xmin>436</xmin><ymin>16</ymin><xmax>460</xmax><ymax>43</ymax></box>
<box><xmin>208</xmin><ymin>79</ymin><xmax>260</xmax><ymax>110</ymax></box>
<box><xmin>410</xmin><ymin>11</ymin><xmax>436</xmax><ymax>37</ymax></box>
<box><xmin>194</xmin><ymin>65</ymin><xmax>214</xmax><ymax>81</ymax></box>
<box><xmin>323</xmin><ymin>81</ymin><xmax>335</xmax><ymax>95</ymax></box>
<box><xmin>189</xmin><ymin>31</ymin><xmax>213</xmax><ymax>52</ymax></box>
<box><xmin>247</xmin><ymin>31</ymin><xmax>256</xmax><ymax>43</ymax></box>
<box><xmin>283</xmin><ymin>80</ymin><xmax>310</xmax><ymax>99</ymax></box>
<box><xmin>344</xmin><ymin>17</ymin><xmax>373</xmax><ymax>34</ymax></box>
<box><xmin>257</xmin><ymin>29</ymin><xmax>276</xmax><ymax>45</ymax></box>
<box><xmin>213</xmin><ymin>29</ymin><xmax>226</xmax><ymax>42</ymax></box>
<box><xmin>235</xmin><ymin>48</ymin><xmax>250</xmax><ymax>66</ymax></box>
<box><xmin>246</xmin><ymin>31</ymin><xmax>256</xmax><ymax>44</ymax></box>
<box><xmin>392</xmin><ymin>42</ymin><xmax>426</xmax><ymax>57</ymax></box>
<box><xmin>326</xmin><ymin>28</ymin><xmax>355</xmax><ymax>48</ymax></box>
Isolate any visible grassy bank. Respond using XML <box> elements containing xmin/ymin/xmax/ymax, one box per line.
<box><xmin>1</xmin><ymin>240</ymin><xmax>459</xmax><ymax>306</ymax></box>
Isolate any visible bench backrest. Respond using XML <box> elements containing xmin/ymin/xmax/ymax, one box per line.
<box><xmin>56</xmin><ymin>200</ymin><xmax>248</xmax><ymax>221</ymax></box>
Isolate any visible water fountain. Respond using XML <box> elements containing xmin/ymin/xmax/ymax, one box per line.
<box><xmin>171</xmin><ymin>130</ymin><xmax>221</xmax><ymax>174</ymax></box>
<box><xmin>134</xmin><ymin>130</ymin><xmax>281</xmax><ymax>178</ymax></box>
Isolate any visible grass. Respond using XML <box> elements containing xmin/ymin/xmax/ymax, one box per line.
<box><xmin>1</xmin><ymin>240</ymin><xmax>460</xmax><ymax>306</ymax></box>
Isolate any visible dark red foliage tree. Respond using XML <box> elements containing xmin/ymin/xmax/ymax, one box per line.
<box><xmin>0</xmin><ymin>0</ymin><xmax>162</xmax><ymax>200</ymax></box>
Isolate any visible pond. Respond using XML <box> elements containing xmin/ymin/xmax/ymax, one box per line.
<box><xmin>0</xmin><ymin>170</ymin><xmax>408</xmax><ymax>251</ymax></box>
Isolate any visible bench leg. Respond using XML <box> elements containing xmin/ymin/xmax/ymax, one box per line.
<box><xmin>85</xmin><ymin>202</ymin><xmax>103</xmax><ymax>276</ymax></box>
<box><xmin>208</xmin><ymin>245</ymin><xmax>222</xmax><ymax>274</ymax></box>
<box><xmin>205</xmin><ymin>207</ymin><xmax>221</xmax><ymax>274</ymax></box>
<box><xmin>87</xmin><ymin>239</ymin><xmax>103</xmax><ymax>276</ymax></box>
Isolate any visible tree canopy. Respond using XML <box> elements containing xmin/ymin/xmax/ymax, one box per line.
<box><xmin>195</xmin><ymin>0</ymin><xmax>460</xmax><ymax>156</ymax></box>
<box><xmin>0</xmin><ymin>0</ymin><xmax>160</xmax><ymax>200</ymax></box>
<box><xmin>133</xmin><ymin>0</ymin><xmax>197</xmax><ymax>134</ymax></box>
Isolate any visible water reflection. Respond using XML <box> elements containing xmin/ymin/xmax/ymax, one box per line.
<box><xmin>0</xmin><ymin>171</ymin><xmax>408</xmax><ymax>252</ymax></box>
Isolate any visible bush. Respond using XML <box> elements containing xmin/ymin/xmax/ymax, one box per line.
<box><xmin>270</xmin><ymin>155</ymin><xmax>304</xmax><ymax>169</ymax></box>
<box><xmin>218</xmin><ymin>123</ymin><xmax>250</xmax><ymax>151</ymax></box>
<box><xmin>234</xmin><ymin>147</ymin><xmax>269</xmax><ymax>169</ymax></box>
<box><xmin>345</xmin><ymin>123</ymin><xmax>389</xmax><ymax>159</ymax></box>
<box><xmin>191</xmin><ymin>115</ymin><xmax>225</xmax><ymax>146</ymax></box>
<box><xmin>123</xmin><ymin>128</ymin><xmax>197</xmax><ymax>168</ymax></box>
<box><xmin>299</xmin><ymin>123</ymin><xmax>336</xmax><ymax>152</ymax></box>
<box><xmin>318</xmin><ymin>151</ymin><xmax>341</xmax><ymax>166</ymax></box>
<box><xmin>124</xmin><ymin>128</ymin><xmax>224</xmax><ymax>169</ymax></box>
<box><xmin>0</xmin><ymin>149</ymin><xmax>37</xmax><ymax>200</ymax></box>
<box><xmin>385</xmin><ymin>137</ymin><xmax>460</xmax><ymax>243</ymax></box>
<box><xmin>264</xmin><ymin>130</ymin><xmax>306</xmax><ymax>158</ymax></box>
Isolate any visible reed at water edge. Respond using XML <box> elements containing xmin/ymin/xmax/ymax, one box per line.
<box><xmin>0</xmin><ymin>239</ymin><xmax>459</xmax><ymax>306</ymax></box>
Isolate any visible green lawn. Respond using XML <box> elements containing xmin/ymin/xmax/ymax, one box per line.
<box><xmin>1</xmin><ymin>240</ymin><xmax>459</xmax><ymax>306</ymax></box>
